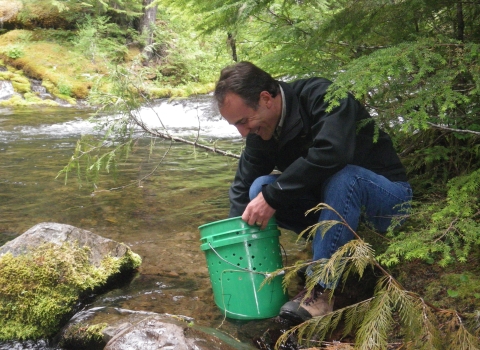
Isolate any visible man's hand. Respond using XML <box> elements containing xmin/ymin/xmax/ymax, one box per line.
<box><xmin>242</xmin><ymin>192</ymin><xmax>276</xmax><ymax>230</ymax></box>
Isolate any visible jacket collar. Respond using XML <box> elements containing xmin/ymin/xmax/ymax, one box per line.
<box><xmin>278</xmin><ymin>81</ymin><xmax>304</xmax><ymax>149</ymax></box>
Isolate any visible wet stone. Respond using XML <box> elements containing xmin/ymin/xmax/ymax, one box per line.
<box><xmin>58</xmin><ymin>307</ymin><xmax>256</xmax><ymax>350</ymax></box>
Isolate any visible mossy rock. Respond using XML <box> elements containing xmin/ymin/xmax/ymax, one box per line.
<box><xmin>0</xmin><ymin>70</ymin><xmax>15</xmax><ymax>80</ymax></box>
<box><xmin>0</xmin><ymin>223</ymin><xmax>142</xmax><ymax>341</ymax></box>
<box><xmin>60</xmin><ymin>322</ymin><xmax>107</xmax><ymax>350</ymax></box>
<box><xmin>11</xmin><ymin>80</ymin><xmax>30</xmax><ymax>93</ymax></box>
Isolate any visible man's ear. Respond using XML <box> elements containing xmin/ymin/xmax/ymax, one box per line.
<box><xmin>259</xmin><ymin>91</ymin><xmax>273</xmax><ymax>108</ymax></box>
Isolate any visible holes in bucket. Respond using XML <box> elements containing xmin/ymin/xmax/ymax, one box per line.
<box><xmin>251</xmin><ymin>255</ymin><xmax>255</xmax><ymax>259</ymax></box>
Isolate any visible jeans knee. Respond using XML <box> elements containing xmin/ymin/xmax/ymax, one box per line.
<box><xmin>249</xmin><ymin>174</ymin><xmax>279</xmax><ymax>200</ymax></box>
<box><xmin>323</xmin><ymin>165</ymin><xmax>362</xmax><ymax>196</ymax></box>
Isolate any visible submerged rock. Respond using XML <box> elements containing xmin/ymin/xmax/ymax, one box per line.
<box><xmin>59</xmin><ymin>307</ymin><xmax>256</xmax><ymax>350</ymax></box>
<box><xmin>0</xmin><ymin>223</ymin><xmax>142</xmax><ymax>341</ymax></box>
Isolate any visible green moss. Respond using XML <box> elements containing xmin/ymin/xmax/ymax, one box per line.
<box><xmin>0</xmin><ymin>69</ymin><xmax>30</xmax><ymax>93</ymax></box>
<box><xmin>11</xmin><ymin>81</ymin><xmax>30</xmax><ymax>93</ymax></box>
<box><xmin>145</xmin><ymin>81</ymin><xmax>214</xmax><ymax>99</ymax></box>
<box><xmin>0</xmin><ymin>30</ymin><xmax>103</xmax><ymax>101</ymax></box>
<box><xmin>0</xmin><ymin>242</ymin><xmax>141</xmax><ymax>341</ymax></box>
<box><xmin>424</xmin><ymin>272</ymin><xmax>480</xmax><ymax>311</ymax></box>
<box><xmin>59</xmin><ymin>322</ymin><xmax>107</xmax><ymax>350</ymax></box>
<box><xmin>121</xmin><ymin>249</ymin><xmax>142</xmax><ymax>271</ymax></box>
<box><xmin>0</xmin><ymin>95</ymin><xmax>25</xmax><ymax>106</ymax></box>
<box><xmin>42</xmin><ymin>79</ymin><xmax>77</xmax><ymax>104</ymax></box>
<box><xmin>0</xmin><ymin>71</ymin><xmax>15</xmax><ymax>80</ymax></box>
<box><xmin>0</xmin><ymin>94</ymin><xmax>59</xmax><ymax>107</ymax></box>
<box><xmin>23</xmin><ymin>92</ymin><xmax>59</xmax><ymax>106</ymax></box>
<box><xmin>11</xmin><ymin>74</ymin><xmax>29</xmax><ymax>84</ymax></box>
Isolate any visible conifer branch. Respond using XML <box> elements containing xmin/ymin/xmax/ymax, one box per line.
<box><xmin>270</xmin><ymin>203</ymin><xmax>478</xmax><ymax>349</ymax></box>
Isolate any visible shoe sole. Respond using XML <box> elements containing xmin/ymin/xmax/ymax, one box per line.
<box><xmin>279</xmin><ymin>309</ymin><xmax>311</xmax><ymax>325</ymax></box>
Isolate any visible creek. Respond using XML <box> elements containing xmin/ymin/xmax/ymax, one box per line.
<box><xmin>0</xmin><ymin>97</ymin><xmax>309</xmax><ymax>349</ymax></box>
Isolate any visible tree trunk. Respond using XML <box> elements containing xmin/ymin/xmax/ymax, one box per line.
<box><xmin>456</xmin><ymin>1</ymin><xmax>464</xmax><ymax>42</ymax></box>
<box><xmin>139</xmin><ymin>0</ymin><xmax>158</xmax><ymax>60</ymax></box>
<box><xmin>227</xmin><ymin>32</ymin><xmax>238</xmax><ymax>62</ymax></box>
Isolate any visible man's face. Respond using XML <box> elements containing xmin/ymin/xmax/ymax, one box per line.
<box><xmin>219</xmin><ymin>92</ymin><xmax>280</xmax><ymax>140</ymax></box>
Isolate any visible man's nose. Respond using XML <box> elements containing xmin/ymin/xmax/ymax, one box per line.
<box><xmin>235</xmin><ymin>124</ymin><xmax>249</xmax><ymax>137</ymax></box>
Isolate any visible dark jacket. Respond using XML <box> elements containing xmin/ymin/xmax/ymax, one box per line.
<box><xmin>229</xmin><ymin>78</ymin><xmax>408</xmax><ymax>217</ymax></box>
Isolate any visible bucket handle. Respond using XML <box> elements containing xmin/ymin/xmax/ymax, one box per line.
<box><xmin>207</xmin><ymin>242</ymin><xmax>284</xmax><ymax>278</ymax></box>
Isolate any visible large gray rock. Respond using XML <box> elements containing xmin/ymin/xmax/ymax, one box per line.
<box><xmin>105</xmin><ymin>315</ymin><xmax>204</xmax><ymax>350</ymax></box>
<box><xmin>0</xmin><ymin>222</ymin><xmax>134</xmax><ymax>267</ymax></box>
<box><xmin>59</xmin><ymin>307</ymin><xmax>255</xmax><ymax>350</ymax></box>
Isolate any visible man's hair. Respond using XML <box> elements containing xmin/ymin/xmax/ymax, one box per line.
<box><xmin>214</xmin><ymin>61</ymin><xmax>280</xmax><ymax>109</ymax></box>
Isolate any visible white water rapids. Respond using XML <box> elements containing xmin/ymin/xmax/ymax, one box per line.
<box><xmin>0</xmin><ymin>96</ymin><xmax>240</xmax><ymax>142</ymax></box>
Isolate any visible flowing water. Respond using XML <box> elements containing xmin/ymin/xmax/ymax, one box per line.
<box><xmin>0</xmin><ymin>98</ymin><xmax>309</xmax><ymax>349</ymax></box>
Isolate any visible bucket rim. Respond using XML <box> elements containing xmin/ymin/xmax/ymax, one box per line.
<box><xmin>198</xmin><ymin>216</ymin><xmax>277</xmax><ymax>230</ymax></box>
<box><xmin>200</xmin><ymin>228</ymin><xmax>281</xmax><ymax>250</ymax></box>
<box><xmin>198</xmin><ymin>216</ymin><xmax>244</xmax><ymax>230</ymax></box>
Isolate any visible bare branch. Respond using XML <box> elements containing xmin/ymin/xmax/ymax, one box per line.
<box><xmin>427</xmin><ymin>122</ymin><xmax>480</xmax><ymax>136</ymax></box>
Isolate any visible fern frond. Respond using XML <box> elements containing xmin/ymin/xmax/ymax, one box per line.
<box><xmin>443</xmin><ymin>310</ymin><xmax>480</xmax><ymax>350</ymax></box>
<box><xmin>343</xmin><ymin>298</ymin><xmax>373</xmax><ymax>338</ymax></box>
<box><xmin>298</xmin><ymin>220</ymin><xmax>344</xmax><ymax>242</ymax></box>
<box><xmin>355</xmin><ymin>288</ymin><xmax>393</xmax><ymax>350</ymax></box>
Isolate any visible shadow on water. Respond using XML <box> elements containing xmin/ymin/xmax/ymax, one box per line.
<box><xmin>0</xmin><ymin>104</ymin><xmax>311</xmax><ymax>349</ymax></box>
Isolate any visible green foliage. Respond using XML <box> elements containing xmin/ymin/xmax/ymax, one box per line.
<box><xmin>13</xmin><ymin>0</ymin><xmax>81</xmax><ymax>28</ymax></box>
<box><xmin>0</xmin><ymin>243</ymin><xmax>141</xmax><ymax>340</ymax></box>
<box><xmin>56</xmin><ymin>63</ymin><xmax>147</xmax><ymax>187</ymax></box>
<box><xmin>167</xmin><ymin>0</ymin><xmax>480</xmax><ymax>180</ymax></box>
<box><xmin>266</xmin><ymin>204</ymin><xmax>479</xmax><ymax>349</ymax></box>
<box><xmin>57</xmin><ymin>82</ymin><xmax>72</xmax><ymax>96</ymax></box>
<box><xmin>5</xmin><ymin>46</ymin><xmax>24</xmax><ymax>59</ymax></box>
<box><xmin>74</xmin><ymin>16</ymin><xmax>130</xmax><ymax>63</ymax></box>
<box><xmin>142</xmin><ymin>7</ymin><xmax>230</xmax><ymax>86</ymax></box>
<box><xmin>379</xmin><ymin>169</ymin><xmax>480</xmax><ymax>267</ymax></box>
<box><xmin>57</xmin><ymin>134</ymin><xmax>134</xmax><ymax>188</ymax></box>
<box><xmin>32</xmin><ymin>28</ymin><xmax>76</xmax><ymax>42</ymax></box>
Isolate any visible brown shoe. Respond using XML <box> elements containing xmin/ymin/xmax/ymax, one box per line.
<box><xmin>279</xmin><ymin>286</ymin><xmax>334</xmax><ymax>324</ymax></box>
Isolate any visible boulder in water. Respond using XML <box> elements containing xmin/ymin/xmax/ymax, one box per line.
<box><xmin>0</xmin><ymin>223</ymin><xmax>142</xmax><ymax>341</ymax></box>
<box><xmin>58</xmin><ymin>307</ymin><xmax>255</xmax><ymax>350</ymax></box>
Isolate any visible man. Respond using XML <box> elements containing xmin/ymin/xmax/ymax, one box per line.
<box><xmin>214</xmin><ymin>61</ymin><xmax>412</xmax><ymax>324</ymax></box>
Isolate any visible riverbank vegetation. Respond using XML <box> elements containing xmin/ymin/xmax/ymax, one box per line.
<box><xmin>1</xmin><ymin>0</ymin><xmax>480</xmax><ymax>348</ymax></box>
<box><xmin>0</xmin><ymin>0</ymin><xmax>231</xmax><ymax>105</ymax></box>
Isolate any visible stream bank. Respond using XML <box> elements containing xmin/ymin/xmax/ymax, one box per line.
<box><xmin>0</xmin><ymin>102</ymin><xmax>313</xmax><ymax>349</ymax></box>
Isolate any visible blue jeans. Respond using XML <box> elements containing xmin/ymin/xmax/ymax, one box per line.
<box><xmin>249</xmin><ymin>165</ymin><xmax>412</xmax><ymax>288</ymax></box>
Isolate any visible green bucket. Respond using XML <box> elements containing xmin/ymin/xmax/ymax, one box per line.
<box><xmin>199</xmin><ymin>216</ymin><xmax>288</xmax><ymax>320</ymax></box>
